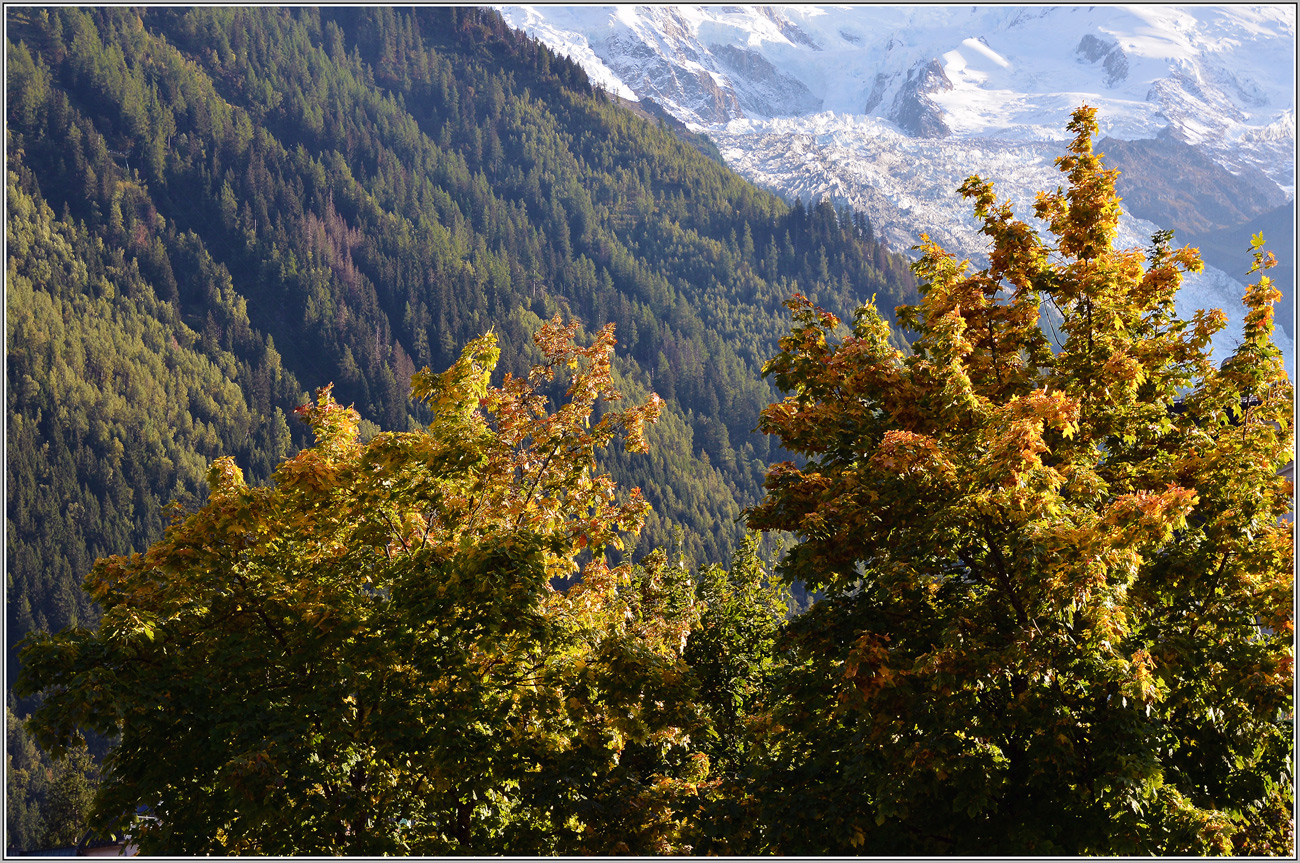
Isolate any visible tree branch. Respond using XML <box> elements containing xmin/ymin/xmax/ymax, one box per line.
<box><xmin>232</xmin><ymin>571</ymin><xmax>290</xmax><ymax>650</ymax></box>
<box><xmin>380</xmin><ymin>509</ymin><xmax>412</xmax><ymax>555</ymax></box>
<box><xmin>516</xmin><ymin>441</ymin><xmax>563</xmax><ymax>528</ymax></box>
<box><xmin>981</xmin><ymin>531</ymin><xmax>1029</xmax><ymax>627</ymax></box>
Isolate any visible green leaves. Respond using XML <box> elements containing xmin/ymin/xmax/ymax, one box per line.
<box><xmin>746</xmin><ymin>106</ymin><xmax>1294</xmax><ymax>855</ymax></box>
<box><xmin>15</xmin><ymin>317</ymin><xmax>733</xmax><ymax>855</ymax></box>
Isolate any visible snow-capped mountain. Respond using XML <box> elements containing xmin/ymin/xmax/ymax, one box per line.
<box><xmin>496</xmin><ymin>5</ymin><xmax>1296</xmax><ymax>375</ymax></box>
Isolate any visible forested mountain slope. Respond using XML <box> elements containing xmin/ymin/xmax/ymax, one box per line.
<box><xmin>5</xmin><ymin>6</ymin><xmax>916</xmax><ymax>683</ymax></box>
<box><xmin>501</xmin><ymin>5</ymin><xmax>1295</xmax><ymax>376</ymax></box>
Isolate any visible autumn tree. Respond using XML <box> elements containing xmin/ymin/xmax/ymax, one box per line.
<box><xmin>745</xmin><ymin>106</ymin><xmax>1293</xmax><ymax>856</ymax></box>
<box><xmin>17</xmin><ymin>315</ymin><xmax>718</xmax><ymax>855</ymax></box>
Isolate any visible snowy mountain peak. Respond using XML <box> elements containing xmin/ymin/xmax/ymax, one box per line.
<box><xmin>498</xmin><ymin>5</ymin><xmax>1294</xmax><ymax>151</ymax></box>
<box><xmin>496</xmin><ymin>5</ymin><xmax>1295</xmax><ymax>376</ymax></box>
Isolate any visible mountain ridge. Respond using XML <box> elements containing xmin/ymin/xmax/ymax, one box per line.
<box><xmin>498</xmin><ymin>3</ymin><xmax>1297</xmax><ymax>371</ymax></box>
<box><xmin>6</xmin><ymin>6</ymin><xmax>916</xmax><ymax>688</ymax></box>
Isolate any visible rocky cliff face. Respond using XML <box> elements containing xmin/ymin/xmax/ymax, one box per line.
<box><xmin>1076</xmin><ymin>35</ymin><xmax>1129</xmax><ymax>87</ymax></box>
<box><xmin>598</xmin><ymin>25</ymin><xmax>741</xmax><ymax>124</ymax></box>
<box><xmin>887</xmin><ymin>59</ymin><xmax>953</xmax><ymax>138</ymax></box>
<box><xmin>497</xmin><ymin>4</ymin><xmax>1296</xmax><ymax>375</ymax></box>
<box><xmin>711</xmin><ymin>44</ymin><xmax>822</xmax><ymax>119</ymax></box>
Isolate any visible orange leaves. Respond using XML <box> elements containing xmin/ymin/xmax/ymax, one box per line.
<box><xmin>843</xmin><ymin>631</ymin><xmax>898</xmax><ymax>704</ymax></box>
<box><xmin>906</xmin><ymin>217</ymin><xmax>1049</xmax><ymax>405</ymax></box>
<box><xmin>383</xmin><ymin>313</ymin><xmax>663</xmax><ymax>569</ymax></box>
<box><xmin>956</xmin><ymin>389</ymin><xmax>1079</xmax><ymax>509</ymax></box>
<box><xmin>1036</xmin><ymin>106</ymin><xmax>1125</xmax><ymax>264</ymax></box>
<box><xmin>274</xmin><ymin>447</ymin><xmax>342</xmax><ymax>496</ymax></box>
<box><xmin>206</xmin><ymin>456</ymin><xmax>246</xmax><ymax>497</ymax></box>
<box><xmin>1014</xmin><ymin>388</ymin><xmax>1080</xmax><ymax>439</ymax></box>
<box><xmin>410</xmin><ymin>333</ymin><xmax>499</xmax><ymax>423</ymax></box>
<box><xmin>1100</xmin><ymin>348</ymin><xmax>1143</xmax><ymax>394</ymax></box>
<box><xmin>1101</xmin><ymin>485</ymin><xmax>1198</xmax><ymax>547</ymax></box>
<box><xmin>870</xmin><ymin>430</ymin><xmax>954</xmax><ymax>480</ymax></box>
<box><xmin>1168</xmin><ymin>244</ymin><xmax>1205</xmax><ymax>276</ymax></box>
<box><xmin>293</xmin><ymin>384</ymin><xmax>362</xmax><ymax>455</ymax></box>
<box><xmin>744</xmin><ymin>105</ymin><xmax>1293</xmax><ymax>855</ymax></box>
<box><xmin>1122</xmin><ymin>648</ymin><xmax>1164</xmax><ymax>706</ymax></box>
<box><xmin>617</xmin><ymin>392</ymin><xmax>663</xmax><ymax>454</ymax></box>
<box><xmin>1237</xmin><ymin>234</ymin><xmax>1287</xmax><ymax>355</ymax></box>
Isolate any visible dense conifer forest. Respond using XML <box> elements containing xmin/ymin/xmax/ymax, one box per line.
<box><xmin>6</xmin><ymin>6</ymin><xmax>913</xmax><ymax>671</ymax></box>
<box><xmin>9</xmin><ymin>7</ymin><xmax>1290</xmax><ymax>857</ymax></box>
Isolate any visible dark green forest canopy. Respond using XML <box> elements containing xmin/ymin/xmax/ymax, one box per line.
<box><xmin>7</xmin><ymin>5</ymin><xmax>1292</xmax><ymax>850</ymax></box>
<box><xmin>5</xmin><ymin>5</ymin><xmax>916</xmax><ymax>682</ymax></box>
<box><xmin>13</xmin><ymin>100</ymin><xmax>1292</xmax><ymax>856</ymax></box>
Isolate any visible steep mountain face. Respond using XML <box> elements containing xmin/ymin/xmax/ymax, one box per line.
<box><xmin>498</xmin><ymin>5</ymin><xmax>1294</xmax><ymax>180</ymax></box>
<box><xmin>882</xmin><ymin>59</ymin><xmax>953</xmax><ymax>139</ymax></box>
<box><xmin>1075</xmin><ymin>34</ymin><xmax>1131</xmax><ymax>87</ymax></box>
<box><xmin>498</xmin><ymin>6</ymin><xmax>824</xmax><ymax>124</ymax></box>
<box><xmin>6</xmin><ymin>6</ymin><xmax>918</xmax><ymax>686</ymax></box>
<box><xmin>496</xmin><ymin>4</ymin><xmax>1297</xmax><ymax>371</ymax></box>
<box><xmin>1100</xmin><ymin>136</ymin><xmax>1287</xmax><ymax>235</ymax></box>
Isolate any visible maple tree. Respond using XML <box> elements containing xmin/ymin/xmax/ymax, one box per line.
<box><xmin>17</xmin><ymin>315</ymin><xmax>716</xmax><ymax>855</ymax></box>
<box><xmin>14</xmin><ymin>104</ymin><xmax>1293</xmax><ymax>857</ymax></box>
<box><xmin>745</xmin><ymin>106</ymin><xmax>1293</xmax><ymax>855</ymax></box>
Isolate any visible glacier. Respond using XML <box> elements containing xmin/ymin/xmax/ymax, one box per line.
<box><xmin>496</xmin><ymin>4</ymin><xmax>1296</xmax><ymax>377</ymax></box>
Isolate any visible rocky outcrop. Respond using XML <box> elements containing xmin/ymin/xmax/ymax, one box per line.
<box><xmin>602</xmin><ymin>33</ymin><xmax>742</xmax><ymax>124</ymax></box>
<box><xmin>1075</xmin><ymin>33</ymin><xmax>1110</xmax><ymax>62</ymax></box>
<box><xmin>887</xmin><ymin>59</ymin><xmax>952</xmax><ymax>138</ymax></box>
<box><xmin>711</xmin><ymin>44</ymin><xmax>822</xmax><ymax>118</ymax></box>
<box><xmin>758</xmin><ymin>6</ymin><xmax>821</xmax><ymax>49</ymax></box>
<box><xmin>1075</xmin><ymin>34</ymin><xmax>1128</xmax><ymax>87</ymax></box>
<box><xmin>863</xmin><ymin>72</ymin><xmax>889</xmax><ymax>114</ymax></box>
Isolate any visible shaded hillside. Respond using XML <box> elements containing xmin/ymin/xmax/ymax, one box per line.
<box><xmin>1099</xmin><ymin>136</ymin><xmax>1285</xmax><ymax>236</ymax></box>
<box><xmin>5</xmin><ymin>6</ymin><xmax>917</xmax><ymax>678</ymax></box>
<box><xmin>4</xmin><ymin>151</ymin><xmax>305</xmax><ymax>671</ymax></box>
<box><xmin>1183</xmin><ymin>202</ymin><xmax>1295</xmax><ymax>339</ymax></box>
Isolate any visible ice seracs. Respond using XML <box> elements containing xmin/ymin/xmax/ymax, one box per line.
<box><xmin>497</xmin><ymin>4</ymin><xmax>1296</xmax><ymax>376</ymax></box>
